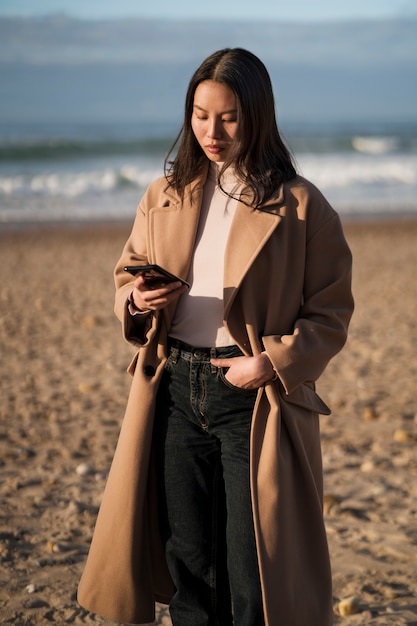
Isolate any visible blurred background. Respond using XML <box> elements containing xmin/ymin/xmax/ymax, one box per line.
<box><xmin>0</xmin><ymin>0</ymin><xmax>416</xmax><ymax>223</ymax></box>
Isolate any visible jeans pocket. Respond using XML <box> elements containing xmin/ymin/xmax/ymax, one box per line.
<box><xmin>218</xmin><ymin>368</ymin><xmax>258</xmax><ymax>395</ymax></box>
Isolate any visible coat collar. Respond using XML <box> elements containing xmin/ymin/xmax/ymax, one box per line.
<box><xmin>152</xmin><ymin>163</ymin><xmax>285</xmax><ymax>318</ymax></box>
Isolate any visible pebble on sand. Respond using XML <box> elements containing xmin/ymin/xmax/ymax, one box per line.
<box><xmin>336</xmin><ymin>595</ymin><xmax>361</xmax><ymax>616</ymax></box>
<box><xmin>393</xmin><ymin>428</ymin><xmax>414</xmax><ymax>443</ymax></box>
<box><xmin>76</xmin><ymin>462</ymin><xmax>95</xmax><ymax>476</ymax></box>
<box><xmin>323</xmin><ymin>493</ymin><xmax>342</xmax><ymax>515</ymax></box>
<box><xmin>363</xmin><ymin>407</ymin><xmax>379</xmax><ymax>421</ymax></box>
<box><xmin>360</xmin><ymin>460</ymin><xmax>376</xmax><ymax>472</ymax></box>
<box><xmin>78</xmin><ymin>382</ymin><xmax>96</xmax><ymax>394</ymax></box>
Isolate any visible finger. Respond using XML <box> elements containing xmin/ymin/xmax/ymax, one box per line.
<box><xmin>137</xmin><ymin>280</ymin><xmax>183</xmax><ymax>299</ymax></box>
<box><xmin>147</xmin><ymin>281</ymin><xmax>185</xmax><ymax>295</ymax></box>
<box><xmin>164</xmin><ymin>281</ymin><xmax>185</xmax><ymax>293</ymax></box>
<box><xmin>210</xmin><ymin>357</ymin><xmax>233</xmax><ymax>367</ymax></box>
<box><xmin>135</xmin><ymin>282</ymin><xmax>186</xmax><ymax>310</ymax></box>
<box><xmin>133</xmin><ymin>274</ymin><xmax>147</xmax><ymax>290</ymax></box>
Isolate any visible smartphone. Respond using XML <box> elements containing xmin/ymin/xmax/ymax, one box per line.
<box><xmin>124</xmin><ymin>264</ymin><xmax>190</xmax><ymax>289</ymax></box>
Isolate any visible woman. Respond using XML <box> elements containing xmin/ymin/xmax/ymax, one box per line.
<box><xmin>78</xmin><ymin>48</ymin><xmax>354</xmax><ymax>625</ymax></box>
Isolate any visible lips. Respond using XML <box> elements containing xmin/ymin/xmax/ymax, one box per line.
<box><xmin>206</xmin><ymin>144</ymin><xmax>224</xmax><ymax>154</ymax></box>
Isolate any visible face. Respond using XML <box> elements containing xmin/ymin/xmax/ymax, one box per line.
<box><xmin>191</xmin><ymin>80</ymin><xmax>238</xmax><ymax>163</ymax></box>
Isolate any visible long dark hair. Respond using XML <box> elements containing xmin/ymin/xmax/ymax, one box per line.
<box><xmin>164</xmin><ymin>48</ymin><xmax>297</xmax><ymax>207</ymax></box>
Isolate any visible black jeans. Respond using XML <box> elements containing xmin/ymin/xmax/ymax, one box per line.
<box><xmin>153</xmin><ymin>340</ymin><xmax>265</xmax><ymax>626</ymax></box>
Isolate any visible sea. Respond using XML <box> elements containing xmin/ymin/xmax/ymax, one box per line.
<box><xmin>1</xmin><ymin>119</ymin><xmax>416</xmax><ymax>226</ymax></box>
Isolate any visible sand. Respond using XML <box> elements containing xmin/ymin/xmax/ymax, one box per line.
<box><xmin>1</xmin><ymin>217</ymin><xmax>417</xmax><ymax>625</ymax></box>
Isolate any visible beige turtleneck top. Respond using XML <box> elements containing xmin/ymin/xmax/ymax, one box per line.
<box><xmin>169</xmin><ymin>163</ymin><xmax>242</xmax><ymax>347</ymax></box>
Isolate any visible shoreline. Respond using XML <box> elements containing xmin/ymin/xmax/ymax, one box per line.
<box><xmin>1</xmin><ymin>208</ymin><xmax>417</xmax><ymax>235</ymax></box>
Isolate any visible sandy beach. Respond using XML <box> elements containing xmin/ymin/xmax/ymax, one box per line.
<box><xmin>1</xmin><ymin>217</ymin><xmax>417</xmax><ymax>625</ymax></box>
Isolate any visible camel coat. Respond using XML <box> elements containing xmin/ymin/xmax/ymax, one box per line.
<box><xmin>78</xmin><ymin>167</ymin><xmax>354</xmax><ymax>625</ymax></box>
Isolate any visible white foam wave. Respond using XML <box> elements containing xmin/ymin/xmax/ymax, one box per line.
<box><xmin>298</xmin><ymin>152</ymin><xmax>417</xmax><ymax>188</ymax></box>
<box><xmin>0</xmin><ymin>165</ymin><xmax>160</xmax><ymax>198</ymax></box>
<box><xmin>0</xmin><ymin>153</ymin><xmax>416</xmax><ymax>222</ymax></box>
<box><xmin>1</xmin><ymin>155</ymin><xmax>416</xmax><ymax>200</ymax></box>
<box><xmin>352</xmin><ymin>136</ymin><xmax>399</xmax><ymax>154</ymax></box>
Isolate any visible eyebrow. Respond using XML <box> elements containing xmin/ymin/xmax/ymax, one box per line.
<box><xmin>193</xmin><ymin>104</ymin><xmax>237</xmax><ymax>115</ymax></box>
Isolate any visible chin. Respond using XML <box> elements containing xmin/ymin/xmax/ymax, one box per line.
<box><xmin>206</xmin><ymin>152</ymin><xmax>226</xmax><ymax>162</ymax></box>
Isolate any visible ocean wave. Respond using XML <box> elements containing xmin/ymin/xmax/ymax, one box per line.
<box><xmin>1</xmin><ymin>131</ymin><xmax>417</xmax><ymax>163</ymax></box>
<box><xmin>351</xmin><ymin>136</ymin><xmax>400</xmax><ymax>154</ymax></box>
<box><xmin>0</xmin><ymin>165</ymin><xmax>161</xmax><ymax>197</ymax></box>
<box><xmin>297</xmin><ymin>152</ymin><xmax>417</xmax><ymax>187</ymax></box>
<box><xmin>0</xmin><ymin>154</ymin><xmax>417</xmax><ymax>198</ymax></box>
<box><xmin>0</xmin><ymin>137</ymin><xmax>173</xmax><ymax>162</ymax></box>
<box><xmin>1</xmin><ymin>154</ymin><xmax>416</xmax><ymax>200</ymax></box>
<box><xmin>1</xmin><ymin>152</ymin><xmax>416</xmax><ymax>223</ymax></box>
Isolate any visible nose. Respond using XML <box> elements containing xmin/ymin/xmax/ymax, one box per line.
<box><xmin>207</xmin><ymin>118</ymin><xmax>222</xmax><ymax>139</ymax></box>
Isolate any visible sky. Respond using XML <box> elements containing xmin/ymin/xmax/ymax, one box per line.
<box><xmin>1</xmin><ymin>0</ymin><xmax>416</xmax><ymax>22</ymax></box>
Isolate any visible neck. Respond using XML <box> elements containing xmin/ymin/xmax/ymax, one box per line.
<box><xmin>209</xmin><ymin>161</ymin><xmax>237</xmax><ymax>184</ymax></box>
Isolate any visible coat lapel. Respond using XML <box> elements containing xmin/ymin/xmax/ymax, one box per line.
<box><xmin>146</xmin><ymin>171</ymin><xmax>207</xmax><ymax>331</ymax></box>
<box><xmin>147</xmin><ymin>175</ymin><xmax>206</xmax><ymax>283</ymax></box>
<box><xmin>224</xmin><ymin>186</ymin><xmax>284</xmax><ymax>318</ymax></box>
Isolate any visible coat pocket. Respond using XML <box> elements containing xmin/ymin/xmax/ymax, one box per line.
<box><xmin>280</xmin><ymin>382</ymin><xmax>331</xmax><ymax>415</ymax></box>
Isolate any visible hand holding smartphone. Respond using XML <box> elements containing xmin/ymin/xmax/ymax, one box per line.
<box><xmin>124</xmin><ymin>264</ymin><xmax>190</xmax><ymax>289</ymax></box>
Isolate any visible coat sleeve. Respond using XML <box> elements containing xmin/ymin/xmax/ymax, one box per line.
<box><xmin>113</xmin><ymin>186</ymin><xmax>161</xmax><ymax>348</ymax></box>
<box><xmin>263</xmin><ymin>209</ymin><xmax>354</xmax><ymax>396</ymax></box>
